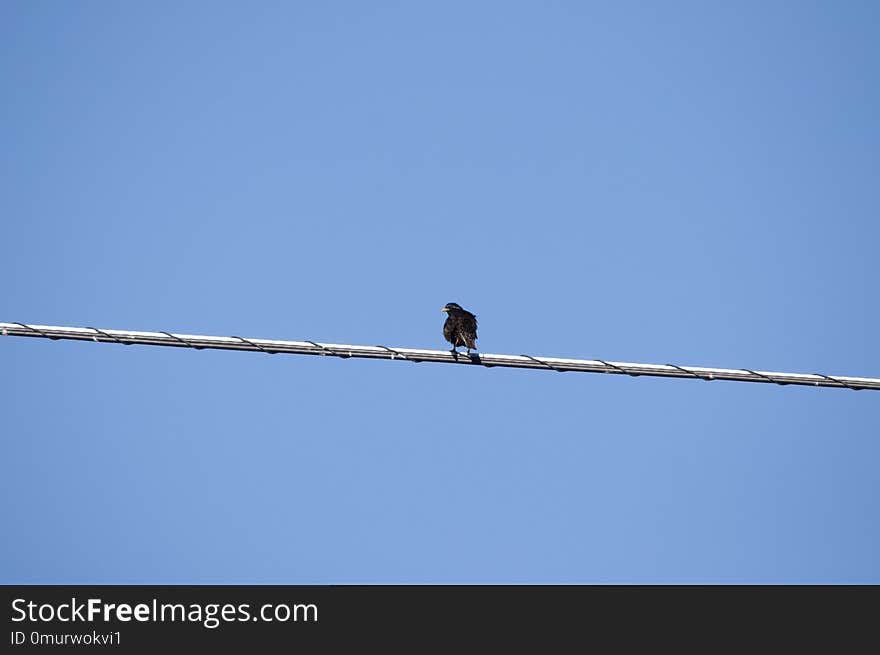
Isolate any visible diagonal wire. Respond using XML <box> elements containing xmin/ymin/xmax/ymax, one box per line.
<box><xmin>231</xmin><ymin>335</ymin><xmax>278</xmax><ymax>355</ymax></box>
<box><xmin>595</xmin><ymin>359</ymin><xmax>640</xmax><ymax>377</ymax></box>
<box><xmin>86</xmin><ymin>326</ymin><xmax>131</xmax><ymax>346</ymax></box>
<box><xmin>521</xmin><ymin>354</ymin><xmax>567</xmax><ymax>372</ymax></box>
<box><xmin>11</xmin><ymin>322</ymin><xmax>60</xmax><ymax>340</ymax></box>
<box><xmin>374</xmin><ymin>345</ymin><xmax>416</xmax><ymax>362</ymax></box>
<box><xmin>812</xmin><ymin>373</ymin><xmax>862</xmax><ymax>391</ymax></box>
<box><xmin>161</xmin><ymin>331</ymin><xmax>205</xmax><ymax>350</ymax></box>
<box><xmin>3</xmin><ymin>322</ymin><xmax>877</xmax><ymax>392</ymax></box>
<box><xmin>666</xmin><ymin>363</ymin><xmax>714</xmax><ymax>381</ymax></box>
<box><xmin>742</xmin><ymin>368</ymin><xmax>788</xmax><ymax>386</ymax></box>
<box><xmin>305</xmin><ymin>340</ymin><xmax>351</xmax><ymax>359</ymax></box>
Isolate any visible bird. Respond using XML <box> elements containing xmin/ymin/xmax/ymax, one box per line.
<box><xmin>441</xmin><ymin>302</ymin><xmax>478</xmax><ymax>358</ymax></box>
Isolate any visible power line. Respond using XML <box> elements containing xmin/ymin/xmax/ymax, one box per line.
<box><xmin>2</xmin><ymin>321</ymin><xmax>877</xmax><ymax>392</ymax></box>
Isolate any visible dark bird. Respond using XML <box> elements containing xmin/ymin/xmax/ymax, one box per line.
<box><xmin>441</xmin><ymin>302</ymin><xmax>478</xmax><ymax>358</ymax></box>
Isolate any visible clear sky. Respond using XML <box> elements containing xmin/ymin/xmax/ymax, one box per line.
<box><xmin>2</xmin><ymin>1</ymin><xmax>878</xmax><ymax>583</ymax></box>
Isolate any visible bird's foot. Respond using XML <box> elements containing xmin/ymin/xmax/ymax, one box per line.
<box><xmin>450</xmin><ymin>348</ymin><xmax>459</xmax><ymax>361</ymax></box>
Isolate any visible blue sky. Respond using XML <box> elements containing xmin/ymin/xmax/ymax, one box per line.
<box><xmin>2</xmin><ymin>1</ymin><xmax>878</xmax><ymax>583</ymax></box>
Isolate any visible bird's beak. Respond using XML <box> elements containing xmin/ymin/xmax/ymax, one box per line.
<box><xmin>440</xmin><ymin>307</ymin><xmax>449</xmax><ymax>312</ymax></box>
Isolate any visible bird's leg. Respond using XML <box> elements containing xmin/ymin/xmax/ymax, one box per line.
<box><xmin>450</xmin><ymin>347</ymin><xmax>459</xmax><ymax>361</ymax></box>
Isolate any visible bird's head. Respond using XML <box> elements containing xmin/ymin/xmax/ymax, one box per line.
<box><xmin>441</xmin><ymin>302</ymin><xmax>464</xmax><ymax>314</ymax></box>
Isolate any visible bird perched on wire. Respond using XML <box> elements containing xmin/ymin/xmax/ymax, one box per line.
<box><xmin>441</xmin><ymin>302</ymin><xmax>478</xmax><ymax>359</ymax></box>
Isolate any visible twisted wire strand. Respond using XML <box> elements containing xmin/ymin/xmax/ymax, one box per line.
<box><xmin>305</xmin><ymin>340</ymin><xmax>351</xmax><ymax>359</ymax></box>
<box><xmin>11</xmin><ymin>322</ymin><xmax>59</xmax><ymax>340</ymax></box>
<box><xmin>2</xmin><ymin>322</ymin><xmax>876</xmax><ymax>392</ymax></box>
<box><xmin>521</xmin><ymin>354</ymin><xmax>567</xmax><ymax>373</ymax></box>
<box><xmin>374</xmin><ymin>345</ymin><xmax>415</xmax><ymax>362</ymax></box>
<box><xmin>231</xmin><ymin>335</ymin><xmax>277</xmax><ymax>355</ymax></box>
<box><xmin>595</xmin><ymin>359</ymin><xmax>640</xmax><ymax>377</ymax></box>
<box><xmin>161</xmin><ymin>331</ymin><xmax>205</xmax><ymax>350</ymax></box>
<box><xmin>86</xmin><ymin>326</ymin><xmax>131</xmax><ymax>346</ymax></box>
<box><xmin>742</xmin><ymin>368</ymin><xmax>788</xmax><ymax>386</ymax></box>
<box><xmin>812</xmin><ymin>373</ymin><xmax>863</xmax><ymax>391</ymax></box>
<box><xmin>666</xmin><ymin>363</ymin><xmax>713</xmax><ymax>381</ymax></box>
